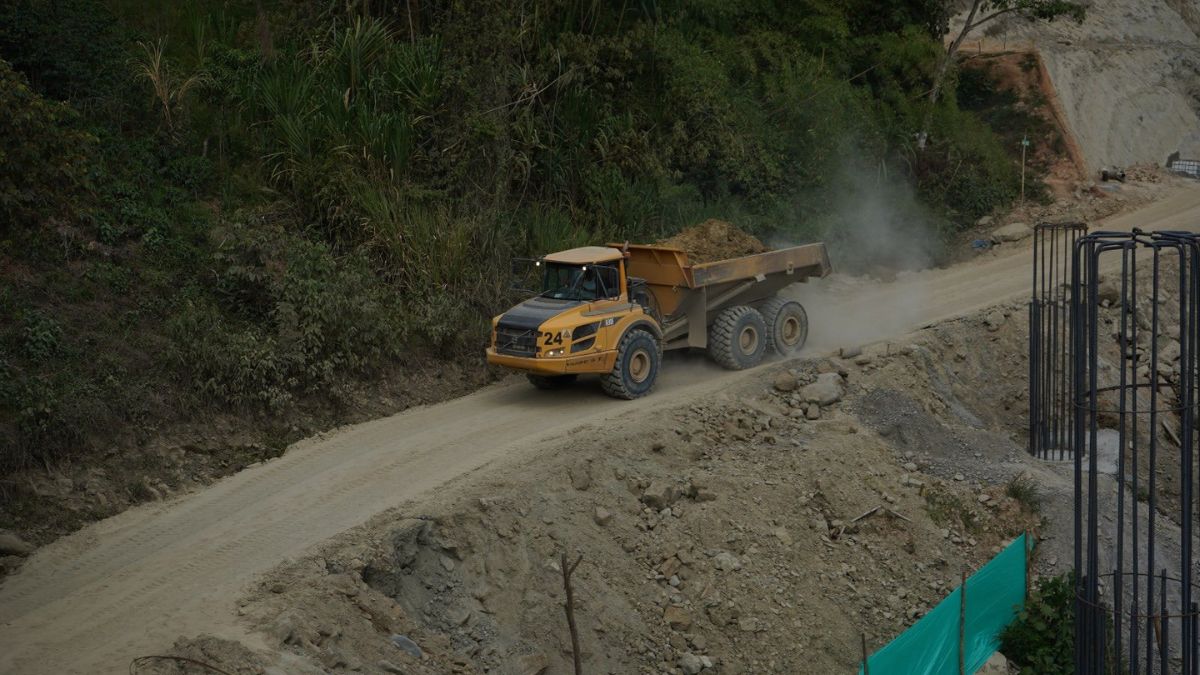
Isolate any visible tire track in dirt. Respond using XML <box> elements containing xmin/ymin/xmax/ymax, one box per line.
<box><xmin>1</xmin><ymin>185</ymin><xmax>1198</xmax><ymax>675</ymax></box>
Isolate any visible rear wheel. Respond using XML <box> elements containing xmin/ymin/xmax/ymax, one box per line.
<box><xmin>601</xmin><ymin>328</ymin><xmax>660</xmax><ymax>399</ymax></box>
<box><xmin>526</xmin><ymin>373</ymin><xmax>578</xmax><ymax>390</ymax></box>
<box><xmin>708</xmin><ymin>305</ymin><xmax>767</xmax><ymax>370</ymax></box>
<box><xmin>759</xmin><ymin>297</ymin><xmax>809</xmax><ymax>355</ymax></box>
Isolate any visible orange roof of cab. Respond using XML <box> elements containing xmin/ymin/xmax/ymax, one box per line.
<box><xmin>542</xmin><ymin>246</ymin><xmax>623</xmax><ymax>264</ymax></box>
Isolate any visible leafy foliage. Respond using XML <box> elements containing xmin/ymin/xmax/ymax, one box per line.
<box><xmin>0</xmin><ymin>59</ymin><xmax>95</xmax><ymax>228</ymax></box>
<box><xmin>1000</xmin><ymin>572</ymin><xmax>1077</xmax><ymax>674</ymax></box>
<box><xmin>0</xmin><ymin>0</ymin><xmax>1053</xmax><ymax>474</ymax></box>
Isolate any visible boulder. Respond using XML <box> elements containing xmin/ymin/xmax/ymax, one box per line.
<box><xmin>664</xmin><ymin>605</ymin><xmax>693</xmax><ymax>630</ymax></box>
<box><xmin>801</xmin><ymin>372</ymin><xmax>844</xmax><ymax>406</ymax></box>
<box><xmin>773</xmin><ymin>372</ymin><xmax>798</xmax><ymax>392</ymax></box>
<box><xmin>501</xmin><ymin>652</ymin><xmax>549</xmax><ymax>675</ymax></box>
<box><xmin>679</xmin><ymin>653</ymin><xmax>704</xmax><ymax>675</ymax></box>
<box><xmin>991</xmin><ymin>222</ymin><xmax>1031</xmax><ymax>243</ymax></box>
<box><xmin>977</xmin><ymin>651</ymin><xmax>1008</xmax><ymax>674</ymax></box>
<box><xmin>640</xmin><ymin>481</ymin><xmax>679</xmax><ymax>510</ymax></box>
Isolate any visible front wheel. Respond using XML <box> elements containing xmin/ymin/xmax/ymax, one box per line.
<box><xmin>759</xmin><ymin>297</ymin><xmax>809</xmax><ymax>355</ymax></box>
<box><xmin>601</xmin><ymin>328</ymin><xmax>660</xmax><ymax>399</ymax></box>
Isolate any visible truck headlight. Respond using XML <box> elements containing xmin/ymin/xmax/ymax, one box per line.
<box><xmin>546</xmin><ymin>348</ymin><xmax>565</xmax><ymax>357</ymax></box>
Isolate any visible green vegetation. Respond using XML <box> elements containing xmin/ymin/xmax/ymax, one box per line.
<box><xmin>0</xmin><ymin>0</ymin><xmax>1047</xmax><ymax>475</ymax></box>
<box><xmin>1005</xmin><ymin>472</ymin><xmax>1043</xmax><ymax>512</ymax></box>
<box><xmin>1001</xmin><ymin>571</ymin><xmax>1076</xmax><ymax>674</ymax></box>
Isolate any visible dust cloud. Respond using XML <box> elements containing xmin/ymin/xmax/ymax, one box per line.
<box><xmin>775</xmin><ymin>156</ymin><xmax>945</xmax><ymax>353</ymax></box>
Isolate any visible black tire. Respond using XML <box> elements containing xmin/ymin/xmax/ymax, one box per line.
<box><xmin>708</xmin><ymin>305</ymin><xmax>767</xmax><ymax>370</ymax></box>
<box><xmin>526</xmin><ymin>373</ymin><xmax>578</xmax><ymax>390</ymax></box>
<box><xmin>601</xmin><ymin>328</ymin><xmax>660</xmax><ymax>399</ymax></box>
<box><xmin>759</xmin><ymin>297</ymin><xmax>809</xmax><ymax>356</ymax></box>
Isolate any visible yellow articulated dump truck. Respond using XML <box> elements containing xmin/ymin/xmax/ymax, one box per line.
<box><xmin>486</xmin><ymin>242</ymin><xmax>831</xmax><ymax>398</ymax></box>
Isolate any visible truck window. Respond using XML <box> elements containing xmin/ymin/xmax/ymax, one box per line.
<box><xmin>541</xmin><ymin>263</ymin><xmax>619</xmax><ymax>301</ymax></box>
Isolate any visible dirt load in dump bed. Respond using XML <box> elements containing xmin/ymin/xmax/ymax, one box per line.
<box><xmin>658</xmin><ymin>218</ymin><xmax>768</xmax><ymax>263</ymax></box>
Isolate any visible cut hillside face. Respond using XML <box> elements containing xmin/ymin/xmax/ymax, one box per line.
<box><xmin>160</xmin><ymin>302</ymin><xmax>1067</xmax><ymax>675</ymax></box>
<box><xmin>976</xmin><ymin>0</ymin><xmax>1200</xmax><ymax>170</ymax></box>
<box><xmin>658</xmin><ymin>219</ymin><xmax>769</xmax><ymax>264</ymax></box>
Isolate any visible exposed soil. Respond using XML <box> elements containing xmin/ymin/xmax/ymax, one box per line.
<box><xmin>181</xmin><ymin>301</ymin><xmax>1046</xmax><ymax>675</ymax></box>
<box><xmin>658</xmin><ymin>220</ymin><xmax>768</xmax><ymax>264</ymax></box>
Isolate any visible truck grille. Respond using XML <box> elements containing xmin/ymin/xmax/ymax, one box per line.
<box><xmin>495</xmin><ymin>325</ymin><xmax>537</xmax><ymax>357</ymax></box>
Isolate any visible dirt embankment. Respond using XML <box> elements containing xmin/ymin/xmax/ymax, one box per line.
<box><xmin>160</xmin><ymin>303</ymin><xmax>1052</xmax><ymax>675</ymax></box>
<box><xmin>658</xmin><ymin>219</ymin><xmax>768</xmax><ymax>264</ymax></box>
<box><xmin>979</xmin><ymin>0</ymin><xmax>1200</xmax><ymax>170</ymax></box>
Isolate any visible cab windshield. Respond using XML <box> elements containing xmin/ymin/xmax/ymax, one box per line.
<box><xmin>540</xmin><ymin>262</ymin><xmax>619</xmax><ymax>301</ymax></box>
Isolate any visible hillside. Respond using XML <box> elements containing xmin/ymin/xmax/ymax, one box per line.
<box><xmin>977</xmin><ymin>0</ymin><xmax>1200</xmax><ymax>170</ymax></box>
<box><xmin>0</xmin><ymin>0</ymin><xmax>1058</xmax><ymax>548</ymax></box>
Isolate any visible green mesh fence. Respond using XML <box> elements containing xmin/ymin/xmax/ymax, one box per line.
<box><xmin>858</xmin><ymin>533</ymin><xmax>1032</xmax><ymax>674</ymax></box>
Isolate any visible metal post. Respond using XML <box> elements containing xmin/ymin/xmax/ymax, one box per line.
<box><xmin>959</xmin><ymin>570</ymin><xmax>967</xmax><ymax>675</ymax></box>
<box><xmin>861</xmin><ymin>633</ymin><xmax>869</xmax><ymax>675</ymax></box>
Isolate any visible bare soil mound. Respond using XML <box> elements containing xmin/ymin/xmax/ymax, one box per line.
<box><xmin>658</xmin><ymin>219</ymin><xmax>768</xmax><ymax>264</ymax></box>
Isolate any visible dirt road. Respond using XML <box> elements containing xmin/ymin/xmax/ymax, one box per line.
<box><xmin>2</xmin><ymin>185</ymin><xmax>1199</xmax><ymax>675</ymax></box>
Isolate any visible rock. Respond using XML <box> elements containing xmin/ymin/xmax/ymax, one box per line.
<box><xmin>593</xmin><ymin>507</ymin><xmax>613</xmax><ymax>526</ymax></box>
<box><xmin>984</xmin><ymin>310</ymin><xmax>1005</xmax><ymax>331</ymax></box>
<box><xmin>502</xmin><ymin>652</ymin><xmax>549</xmax><ymax>675</ymax></box>
<box><xmin>1096</xmin><ymin>276</ymin><xmax>1121</xmax><ymax>305</ymax></box>
<box><xmin>378</xmin><ymin>660</ymin><xmax>405</xmax><ymax>674</ymax></box>
<box><xmin>801</xmin><ymin>372</ymin><xmax>844</xmax><ymax>406</ymax></box>
<box><xmin>269</xmin><ymin>610</ymin><xmax>312</xmax><ymax>646</ymax></box>
<box><xmin>954</xmin><ymin>473</ymin><xmax>965</xmax><ymax>481</ymax></box>
<box><xmin>641</xmin><ymin>481</ymin><xmax>679</xmax><ymax>510</ymax></box>
<box><xmin>679</xmin><ymin>653</ymin><xmax>704</xmax><ymax>675</ymax></box>
<box><xmin>977</xmin><ymin>651</ymin><xmax>1008</xmax><ymax>674</ymax></box>
<box><xmin>902</xmin><ymin>462</ymin><xmax>918</xmax><ymax>472</ymax></box>
<box><xmin>805</xmin><ymin>403</ymin><xmax>821</xmax><ymax>420</ymax></box>
<box><xmin>772</xmin><ymin>527</ymin><xmax>793</xmax><ymax>546</ymax></box>
<box><xmin>991</xmin><ymin>221</ymin><xmax>1031</xmax><ymax>243</ymax></box>
<box><xmin>0</xmin><ymin>532</ymin><xmax>35</xmax><ymax>557</ymax></box>
<box><xmin>773</xmin><ymin>372</ymin><xmax>798</xmax><ymax>392</ymax></box>
<box><xmin>713</xmin><ymin>551</ymin><xmax>743</xmax><ymax>571</ymax></box>
<box><xmin>664</xmin><ymin>605</ymin><xmax>693</xmax><ymax>630</ymax></box>
<box><xmin>976</xmin><ymin>215</ymin><xmax>994</xmax><ymax>227</ymax></box>
<box><xmin>737</xmin><ymin>616</ymin><xmax>759</xmax><ymax>632</ymax></box>
<box><xmin>389</xmin><ymin>634</ymin><xmax>422</xmax><ymax>659</ymax></box>
<box><xmin>568</xmin><ymin>464</ymin><xmax>591</xmax><ymax>491</ymax></box>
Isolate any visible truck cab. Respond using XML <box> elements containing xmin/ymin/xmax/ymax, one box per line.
<box><xmin>487</xmin><ymin>246</ymin><xmax>663</xmax><ymax>397</ymax></box>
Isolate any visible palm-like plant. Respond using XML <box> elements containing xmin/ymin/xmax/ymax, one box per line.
<box><xmin>134</xmin><ymin>38</ymin><xmax>208</xmax><ymax>135</ymax></box>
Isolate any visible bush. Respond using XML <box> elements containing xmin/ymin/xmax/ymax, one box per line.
<box><xmin>168</xmin><ymin>226</ymin><xmax>407</xmax><ymax>409</ymax></box>
<box><xmin>1000</xmin><ymin>572</ymin><xmax>1076</xmax><ymax>674</ymax></box>
<box><xmin>0</xmin><ymin>58</ymin><xmax>96</xmax><ymax>228</ymax></box>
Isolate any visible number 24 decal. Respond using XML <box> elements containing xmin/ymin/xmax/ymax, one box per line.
<box><xmin>541</xmin><ymin>331</ymin><xmax>563</xmax><ymax>346</ymax></box>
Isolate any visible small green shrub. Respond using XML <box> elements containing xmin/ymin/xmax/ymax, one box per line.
<box><xmin>1000</xmin><ymin>572</ymin><xmax>1076</xmax><ymax>674</ymax></box>
<box><xmin>1006</xmin><ymin>473</ymin><xmax>1042</xmax><ymax>512</ymax></box>
<box><xmin>169</xmin><ymin>226</ymin><xmax>408</xmax><ymax>409</ymax></box>
<box><xmin>22</xmin><ymin>311</ymin><xmax>64</xmax><ymax>361</ymax></box>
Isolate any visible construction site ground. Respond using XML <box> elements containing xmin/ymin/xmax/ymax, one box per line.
<box><xmin>2</xmin><ymin>178</ymin><xmax>1199</xmax><ymax>674</ymax></box>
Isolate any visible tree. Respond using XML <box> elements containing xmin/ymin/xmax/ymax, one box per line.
<box><xmin>917</xmin><ymin>0</ymin><xmax>1085</xmax><ymax>149</ymax></box>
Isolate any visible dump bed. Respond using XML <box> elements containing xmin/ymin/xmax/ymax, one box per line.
<box><xmin>620</xmin><ymin>242</ymin><xmax>830</xmax><ymax>289</ymax></box>
<box><xmin>614</xmin><ymin>242</ymin><xmax>831</xmax><ymax>345</ymax></box>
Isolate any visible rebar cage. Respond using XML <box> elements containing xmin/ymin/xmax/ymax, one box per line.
<box><xmin>1030</xmin><ymin>222</ymin><xmax>1088</xmax><ymax>459</ymax></box>
<box><xmin>1071</xmin><ymin>229</ymin><xmax>1200</xmax><ymax>674</ymax></box>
